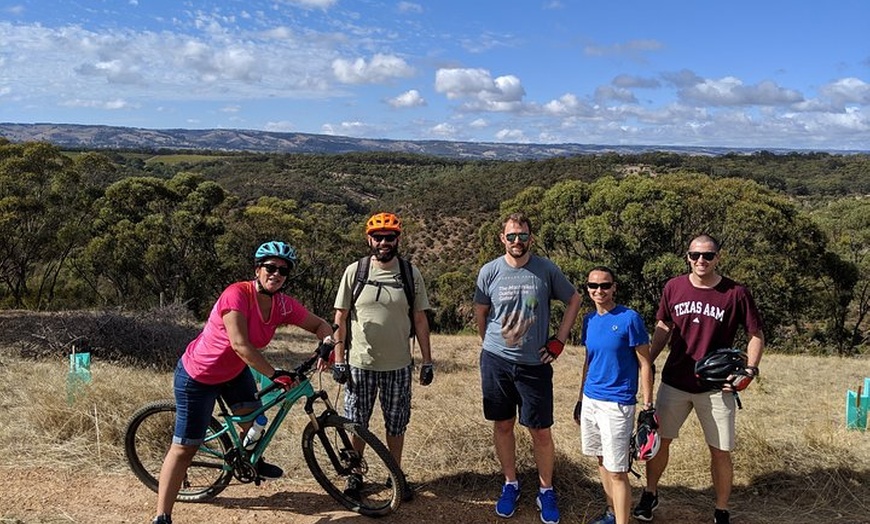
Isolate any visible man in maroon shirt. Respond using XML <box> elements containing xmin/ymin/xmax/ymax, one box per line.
<box><xmin>633</xmin><ymin>235</ymin><xmax>764</xmax><ymax>524</ymax></box>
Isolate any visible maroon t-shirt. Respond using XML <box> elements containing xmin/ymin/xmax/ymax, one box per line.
<box><xmin>657</xmin><ymin>274</ymin><xmax>763</xmax><ymax>393</ymax></box>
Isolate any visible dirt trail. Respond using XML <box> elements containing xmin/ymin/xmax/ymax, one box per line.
<box><xmin>2</xmin><ymin>467</ymin><xmax>717</xmax><ymax>524</ymax></box>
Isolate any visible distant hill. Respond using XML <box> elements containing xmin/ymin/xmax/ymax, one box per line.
<box><xmin>0</xmin><ymin>122</ymin><xmax>823</xmax><ymax>160</ymax></box>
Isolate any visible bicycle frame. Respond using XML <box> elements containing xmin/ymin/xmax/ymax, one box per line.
<box><xmin>206</xmin><ymin>364</ymin><xmax>344</xmax><ymax>480</ymax></box>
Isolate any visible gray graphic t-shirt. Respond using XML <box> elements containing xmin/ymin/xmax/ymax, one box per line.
<box><xmin>474</xmin><ymin>255</ymin><xmax>576</xmax><ymax>365</ymax></box>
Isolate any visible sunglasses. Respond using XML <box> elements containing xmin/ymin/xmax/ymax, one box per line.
<box><xmin>505</xmin><ymin>232</ymin><xmax>530</xmax><ymax>243</ymax></box>
<box><xmin>586</xmin><ymin>282</ymin><xmax>614</xmax><ymax>290</ymax></box>
<box><xmin>371</xmin><ymin>233</ymin><xmax>398</xmax><ymax>243</ymax></box>
<box><xmin>261</xmin><ymin>263</ymin><xmax>290</xmax><ymax>277</ymax></box>
<box><xmin>687</xmin><ymin>251</ymin><xmax>718</xmax><ymax>261</ymax></box>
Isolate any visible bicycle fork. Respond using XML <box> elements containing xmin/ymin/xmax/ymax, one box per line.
<box><xmin>305</xmin><ymin>392</ymin><xmax>362</xmax><ymax>476</ymax></box>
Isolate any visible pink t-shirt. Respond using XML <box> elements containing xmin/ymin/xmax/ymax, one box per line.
<box><xmin>657</xmin><ymin>274</ymin><xmax>763</xmax><ymax>393</ymax></box>
<box><xmin>181</xmin><ymin>281</ymin><xmax>309</xmax><ymax>384</ymax></box>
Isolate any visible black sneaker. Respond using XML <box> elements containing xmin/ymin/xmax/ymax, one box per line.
<box><xmin>714</xmin><ymin>509</ymin><xmax>730</xmax><ymax>524</ymax></box>
<box><xmin>255</xmin><ymin>458</ymin><xmax>284</xmax><ymax>480</ymax></box>
<box><xmin>632</xmin><ymin>491</ymin><xmax>659</xmax><ymax>521</ymax></box>
<box><xmin>151</xmin><ymin>514</ymin><xmax>172</xmax><ymax>524</ymax></box>
<box><xmin>385</xmin><ymin>475</ymin><xmax>415</xmax><ymax>502</ymax></box>
<box><xmin>344</xmin><ymin>472</ymin><xmax>363</xmax><ymax>498</ymax></box>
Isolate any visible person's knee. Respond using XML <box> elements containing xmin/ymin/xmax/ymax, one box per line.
<box><xmin>528</xmin><ymin>427</ymin><xmax>553</xmax><ymax>445</ymax></box>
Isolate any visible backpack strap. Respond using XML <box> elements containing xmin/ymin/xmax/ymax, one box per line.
<box><xmin>345</xmin><ymin>256</ymin><xmax>372</xmax><ymax>354</ymax></box>
<box><xmin>397</xmin><ymin>257</ymin><xmax>416</xmax><ymax>339</ymax></box>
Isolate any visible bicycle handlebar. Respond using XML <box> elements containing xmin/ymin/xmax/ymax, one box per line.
<box><xmin>255</xmin><ymin>335</ymin><xmax>337</xmax><ymax>401</ymax></box>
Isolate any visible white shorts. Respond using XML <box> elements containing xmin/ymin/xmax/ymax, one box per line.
<box><xmin>580</xmin><ymin>395</ymin><xmax>635</xmax><ymax>473</ymax></box>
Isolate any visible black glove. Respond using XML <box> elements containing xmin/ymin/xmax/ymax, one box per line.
<box><xmin>332</xmin><ymin>363</ymin><xmax>350</xmax><ymax>384</ymax></box>
<box><xmin>317</xmin><ymin>340</ymin><xmax>335</xmax><ymax>361</ymax></box>
<box><xmin>637</xmin><ymin>407</ymin><xmax>658</xmax><ymax>429</ymax></box>
<box><xmin>573</xmin><ymin>400</ymin><xmax>582</xmax><ymax>424</ymax></box>
<box><xmin>419</xmin><ymin>363</ymin><xmax>434</xmax><ymax>385</ymax></box>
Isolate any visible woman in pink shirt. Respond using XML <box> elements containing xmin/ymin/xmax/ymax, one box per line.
<box><xmin>152</xmin><ymin>241</ymin><xmax>334</xmax><ymax>524</ymax></box>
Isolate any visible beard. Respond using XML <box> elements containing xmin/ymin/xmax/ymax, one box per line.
<box><xmin>506</xmin><ymin>242</ymin><xmax>529</xmax><ymax>259</ymax></box>
<box><xmin>372</xmin><ymin>243</ymin><xmax>399</xmax><ymax>262</ymax></box>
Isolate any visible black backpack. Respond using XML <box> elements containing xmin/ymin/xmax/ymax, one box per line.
<box><xmin>346</xmin><ymin>256</ymin><xmax>416</xmax><ymax>351</ymax></box>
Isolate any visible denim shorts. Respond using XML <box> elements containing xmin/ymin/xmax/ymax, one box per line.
<box><xmin>480</xmin><ymin>349</ymin><xmax>554</xmax><ymax>429</ymax></box>
<box><xmin>172</xmin><ymin>359</ymin><xmax>261</xmax><ymax>446</ymax></box>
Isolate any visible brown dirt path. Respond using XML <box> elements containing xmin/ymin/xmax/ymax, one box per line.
<box><xmin>0</xmin><ymin>467</ymin><xmax>716</xmax><ymax>524</ymax></box>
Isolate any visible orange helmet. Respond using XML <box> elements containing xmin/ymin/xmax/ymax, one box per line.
<box><xmin>365</xmin><ymin>212</ymin><xmax>402</xmax><ymax>235</ymax></box>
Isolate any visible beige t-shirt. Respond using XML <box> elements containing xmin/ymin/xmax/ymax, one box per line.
<box><xmin>334</xmin><ymin>258</ymin><xmax>430</xmax><ymax>371</ymax></box>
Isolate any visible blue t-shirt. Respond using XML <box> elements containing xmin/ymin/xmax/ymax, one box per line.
<box><xmin>474</xmin><ymin>255</ymin><xmax>577</xmax><ymax>365</ymax></box>
<box><xmin>580</xmin><ymin>305</ymin><xmax>649</xmax><ymax>404</ymax></box>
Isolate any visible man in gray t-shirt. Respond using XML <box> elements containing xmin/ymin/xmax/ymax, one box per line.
<box><xmin>473</xmin><ymin>212</ymin><xmax>581</xmax><ymax>524</ymax></box>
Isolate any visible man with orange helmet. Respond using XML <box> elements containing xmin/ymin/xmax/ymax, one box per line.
<box><xmin>331</xmin><ymin>212</ymin><xmax>433</xmax><ymax>500</ymax></box>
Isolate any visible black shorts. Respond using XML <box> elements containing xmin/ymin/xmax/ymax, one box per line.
<box><xmin>480</xmin><ymin>349</ymin><xmax>554</xmax><ymax>429</ymax></box>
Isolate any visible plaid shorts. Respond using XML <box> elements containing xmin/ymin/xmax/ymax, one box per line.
<box><xmin>343</xmin><ymin>364</ymin><xmax>413</xmax><ymax>436</ymax></box>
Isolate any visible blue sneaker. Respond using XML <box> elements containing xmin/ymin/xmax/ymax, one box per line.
<box><xmin>536</xmin><ymin>489</ymin><xmax>560</xmax><ymax>524</ymax></box>
<box><xmin>589</xmin><ymin>510</ymin><xmax>615</xmax><ymax>524</ymax></box>
<box><xmin>495</xmin><ymin>483</ymin><xmax>520</xmax><ymax>518</ymax></box>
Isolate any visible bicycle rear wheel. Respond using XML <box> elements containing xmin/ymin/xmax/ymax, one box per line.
<box><xmin>302</xmin><ymin>413</ymin><xmax>405</xmax><ymax>517</ymax></box>
<box><xmin>124</xmin><ymin>400</ymin><xmax>233</xmax><ymax>502</ymax></box>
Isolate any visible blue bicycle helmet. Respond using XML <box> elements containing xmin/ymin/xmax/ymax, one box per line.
<box><xmin>254</xmin><ymin>241</ymin><xmax>298</xmax><ymax>267</ymax></box>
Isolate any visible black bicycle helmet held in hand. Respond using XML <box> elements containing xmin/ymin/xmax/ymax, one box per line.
<box><xmin>694</xmin><ymin>347</ymin><xmax>748</xmax><ymax>389</ymax></box>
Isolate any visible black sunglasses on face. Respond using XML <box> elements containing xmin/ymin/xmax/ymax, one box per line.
<box><xmin>586</xmin><ymin>282</ymin><xmax>614</xmax><ymax>290</ymax></box>
<box><xmin>261</xmin><ymin>263</ymin><xmax>290</xmax><ymax>277</ymax></box>
<box><xmin>371</xmin><ymin>233</ymin><xmax>398</xmax><ymax>243</ymax></box>
<box><xmin>687</xmin><ymin>251</ymin><xmax>717</xmax><ymax>261</ymax></box>
<box><xmin>505</xmin><ymin>232</ymin><xmax>530</xmax><ymax>243</ymax></box>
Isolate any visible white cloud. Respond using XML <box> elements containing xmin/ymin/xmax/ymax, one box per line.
<box><xmin>584</xmin><ymin>39</ymin><xmax>663</xmax><ymax>59</ymax></box>
<box><xmin>819</xmin><ymin>77</ymin><xmax>870</xmax><ymax>105</ymax></box>
<box><xmin>469</xmin><ymin>118</ymin><xmax>488</xmax><ymax>128</ymax></box>
<box><xmin>397</xmin><ymin>2</ymin><xmax>423</xmax><ymax>14</ymax></box>
<box><xmin>332</xmin><ymin>53</ymin><xmax>414</xmax><ymax>84</ymax></box>
<box><xmin>285</xmin><ymin>0</ymin><xmax>338</xmax><ymax>8</ymax></box>
<box><xmin>430</xmin><ymin>122</ymin><xmax>457</xmax><ymax>137</ymax></box>
<box><xmin>595</xmin><ymin>85</ymin><xmax>637</xmax><ymax>104</ymax></box>
<box><xmin>495</xmin><ymin>128</ymin><xmax>526</xmax><ymax>142</ymax></box>
<box><xmin>435</xmin><ymin>68</ymin><xmax>526</xmax><ymax>112</ymax></box>
<box><xmin>264</xmin><ymin>121</ymin><xmax>295</xmax><ymax>131</ymax></box>
<box><xmin>680</xmin><ymin>77</ymin><xmax>803</xmax><ymax>107</ymax></box>
<box><xmin>388</xmin><ymin>89</ymin><xmax>426</xmax><ymax>108</ymax></box>
<box><xmin>612</xmin><ymin>74</ymin><xmax>660</xmax><ymax>89</ymax></box>
<box><xmin>60</xmin><ymin>98</ymin><xmax>133</xmax><ymax>110</ymax></box>
<box><xmin>321</xmin><ymin>120</ymin><xmax>379</xmax><ymax>137</ymax></box>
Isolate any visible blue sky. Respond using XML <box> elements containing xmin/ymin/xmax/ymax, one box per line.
<box><xmin>1</xmin><ymin>0</ymin><xmax>868</xmax><ymax>151</ymax></box>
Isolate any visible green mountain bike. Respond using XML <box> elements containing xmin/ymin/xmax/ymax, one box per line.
<box><xmin>123</xmin><ymin>343</ymin><xmax>406</xmax><ymax>517</ymax></box>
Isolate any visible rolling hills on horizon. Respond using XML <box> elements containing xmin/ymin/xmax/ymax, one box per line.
<box><xmin>3</xmin><ymin>122</ymin><xmax>860</xmax><ymax>161</ymax></box>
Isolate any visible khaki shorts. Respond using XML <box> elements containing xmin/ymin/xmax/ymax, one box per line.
<box><xmin>655</xmin><ymin>382</ymin><xmax>737</xmax><ymax>451</ymax></box>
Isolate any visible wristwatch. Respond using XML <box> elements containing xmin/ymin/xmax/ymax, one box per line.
<box><xmin>745</xmin><ymin>366</ymin><xmax>759</xmax><ymax>377</ymax></box>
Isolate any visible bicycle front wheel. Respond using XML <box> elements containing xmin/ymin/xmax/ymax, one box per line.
<box><xmin>124</xmin><ymin>400</ymin><xmax>233</xmax><ymax>502</ymax></box>
<box><xmin>302</xmin><ymin>413</ymin><xmax>405</xmax><ymax>517</ymax></box>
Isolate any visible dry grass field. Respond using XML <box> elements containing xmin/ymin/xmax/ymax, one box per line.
<box><xmin>1</xmin><ymin>328</ymin><xmax>869</xmax><ymax>524</ymax></box>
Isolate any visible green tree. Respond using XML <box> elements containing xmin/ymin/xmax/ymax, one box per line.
<box><xmin>810</xmin><ymin>198</ymin><xmax>870</xmax><ymax>354</ymax></box>
<box><xmin>85</xmin><ymin>173</ymin><xmax>228</xmax><ymax>311</ymax></box>
<box><xmin>0</xmin><ymin>142</ymin><xmax>97</xmax><ymax>308</ymax></box>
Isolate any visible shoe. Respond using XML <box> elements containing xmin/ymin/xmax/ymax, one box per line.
<box><xmin>536</xmin><ymin>489</ymin><xmax>560</xmax><ymax>524</ymax></box>
<box><xmin>385</xmin><ymin>475</ymin><xmax>415</xmax><ymax>502</ymax></box>
<box><xmin>495</xmin><ymin>482</ymin><xmax>520</xmax><ymax>518</ymax></box>
<box><xmin>255</xmin><ymin>458</ymin><xmax>284</xmax><ymax>480</ymax></box>
<box><xmin>589</xmin><ymin>510</ymin><xmax>615</xmax><ymax>524</ymax></box>
<box><xmin>344</xmin><ymin>472</ymin><xmax>363</xmax><ymax>498</ymax></box>
<box><xmin>632</xmin><ymin>490</ymin><xmax>659</xmax><ymax>521</ymax></box>
<box><xmin>151</xmin><ymin>515</ymin><xmax>172</xmax><ymax>524</ymax></box>
<box><xmin>714</xmin><ymin>509</ymin><xmax>731</xmax><ymax>524</ymax></box>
